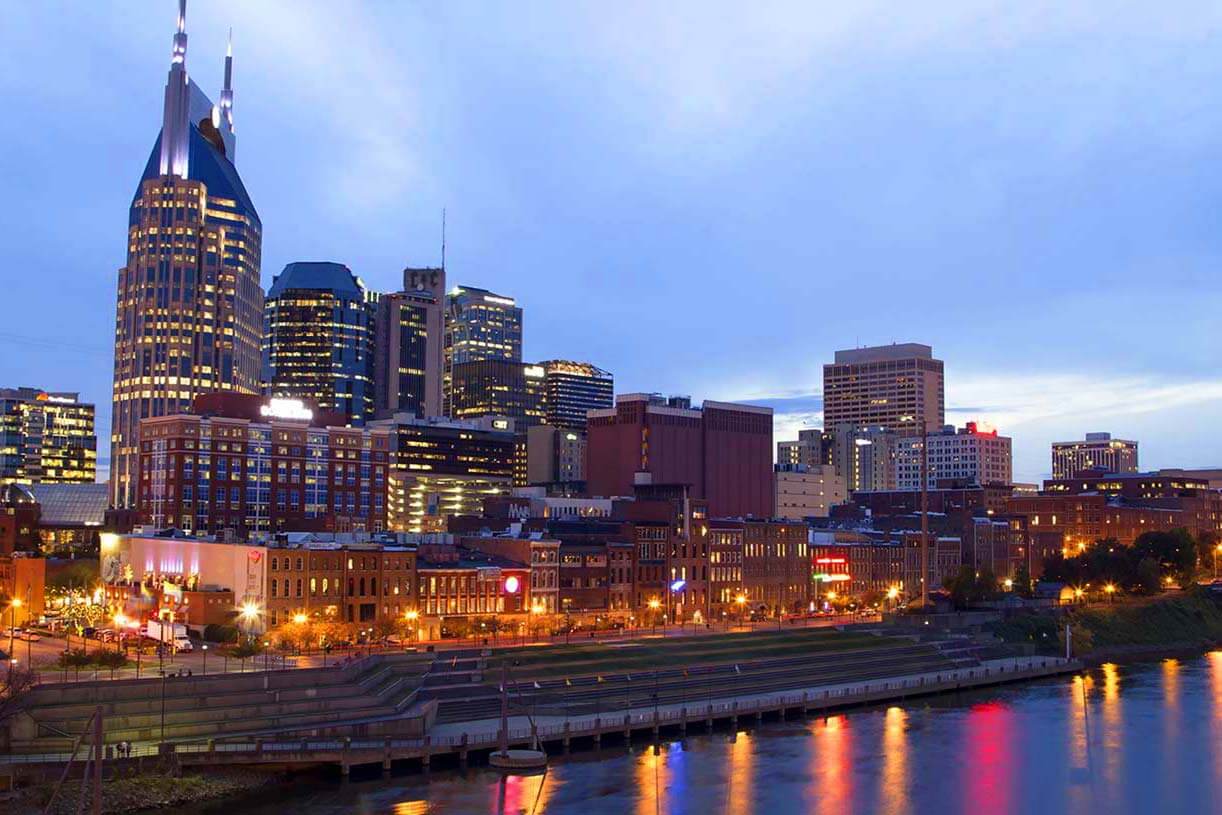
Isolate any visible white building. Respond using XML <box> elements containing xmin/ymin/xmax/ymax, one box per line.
<box><xmin>896</xmin><ymin>422</ymin><xmax>1012</xmax><ymax>490</ymax></box>
<box><xmin>775</xmin><ymin>464</ymin><xmax>847</xmax><ymax>519</ymax></box>
<box><xmin>1052</xmin><ymin>432</ymin><xmax>1138</xmax><ymax>479</ymax></box>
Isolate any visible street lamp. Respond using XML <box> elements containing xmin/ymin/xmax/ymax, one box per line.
<box><xmin>648</xmin><ymin>598</ymin><xmax>661</xmax><ymax>635</ymax></box>
<box><xmin>886</xmin><ymin>585</ymin><xmax>900</xmax><ymax>612</ymax></box>
<box><xmin>201</xmin><ymin>644</ymin><xmax>208</xmax><ymax>675</ymax></box>
<box><xmin>7</xmin><ymin>597</ymin><xmax>22</xmax><ymax>670</ymax></box>
<box><xmin>735</xmin><ymin>593</ymin><xmax>747</xmax><ymax>628</ymax></box>
<box><xmin>405</xmin><ymin>609</ymin><xmax>419</xmax><ymax>647</ymax></box>
<box><xmin>1104</xmin><ymin>583</ymin><xmax>1116</xmax><ymax>604</ymax></box>
<box><xmin>238</xmin><ymin>602</ymin><xmax>261</xmax><ymax>642</ymax></box>
<box><xmin>1002</xmin><ymin>578</ymin><xmax>1013</xmax><ymax>592</ymax></box>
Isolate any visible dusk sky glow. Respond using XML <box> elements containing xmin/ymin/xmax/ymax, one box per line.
<box><xmin>4</xmin><ymin>1</ymin><xmax>1222</xmax><ymax>483</ymax></box>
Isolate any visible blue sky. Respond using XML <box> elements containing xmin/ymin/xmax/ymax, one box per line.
<box><xmin>3</xmin><ymin>1</ymin><xmax>1222</xmax><ymax>484</ymax></box>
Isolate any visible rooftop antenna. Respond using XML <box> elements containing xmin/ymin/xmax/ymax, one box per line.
<box><xmin>441</xmin><ymin>208</ymin><xmax>447</xmax><ymax>270</ymax></box>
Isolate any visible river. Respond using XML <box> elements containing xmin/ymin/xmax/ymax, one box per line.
<box><xmin>194</xmin><ymin>651</ymin><xmax>1222</xmax><ymax>815</ymax></box>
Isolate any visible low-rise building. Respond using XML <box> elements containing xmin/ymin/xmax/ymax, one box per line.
<box><xmin>775</xmin><ymin>464</ymin><xmax>846</xmax><ymax>519</ymax></box>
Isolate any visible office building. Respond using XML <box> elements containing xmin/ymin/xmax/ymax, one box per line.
<box><xmin>263</xmin><ymin>262</ymin><xmax>376</xmax><ymax>424</ymax></box>
<box><xmin>777</xmin><ymin>428</ymin><xmax>833</xmax><ymax>469</ymax></box>
<box><xmin>137</xmin><ymin>393</ymin><xmax>391</xmax><ymax>538</ymax></box>
<box><xmin>822</xmin><ymin>343</ymin><xmax>944</xmax><ymax>433</ymax></box>
<box><xmin>538</xmin><ymin>361</ymin><xmax>613</xmax><ymax>430</ymax></box>
<box><xmin>1051</xmin><ymin>432</ymin><xmax>1138</xmax><ymax>479</ymax></box>
<box><xmin>586</xmin><ymin>393</ymin><xmax>774</xmax><ymax>518</ymax></box>
<box><xmin>831</xmin><ymin>426</ymin><xmax>898</xmax><ymax>493</ymax></box>
<box><xmin>111</xmin><ymin>8</ymin><xmax>263</xmax><ymax>507</ymax></box>
<box><xmin>449</xmin><ymin>360</ymin><xmax>546</xmax><ymax>428</ymax></box>
<box><xmin>896</xmin><ymin>422</ymin><xmax>1012</xmax><ymax>490</ymax></box>
<box><xmin>0</xmin><ymin>388</ymin><xmax>97</xmax><ymax>485</ymax></box>
<box><xmin>526</xmin><ymin>425</ymin><xmax>586</xmax><ymax>488</ymax></box>
<box><xmin>373</xmin><ymin>267</ymin><xmax>446</xmax><ymax>419</ymax></box>
<box><xmin>443</xmin><ymin>285</ymin><xmax>522</xmax><ymax>416</ymax></box>
<box><xmin>774</xmin><ymin>464</ymin><xmax>846</xmax><ymax>519</ymax></box>
<box><xmin>372</xmin><ymin>413</ymin><xmax>516</xmax><ymax>533</ymax></box>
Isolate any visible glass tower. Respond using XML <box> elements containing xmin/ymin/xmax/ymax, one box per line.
<box><xmin>443</xmin><ymin>285</ymin><xmax>522</xmax><ymax>416</ymax></box>
<box><xmin>110</xmin><ymin>3</ymin><xmax>262</xmax><ymax>507</ymax></box>
<box><xmin>264</xmin><ymin>262</ymin><xmax>376</xmax><ymax>424</ymax></box>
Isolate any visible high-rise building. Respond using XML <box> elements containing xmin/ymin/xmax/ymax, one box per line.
<box><xmin>777</xmin><ymin>428</ymin><xmax>833</xmax><ymax>469</ymax></box>
<box><xmin>110</xmin><ymin>6</ymin><xmax>262</xmax><ymax>507</ymax></box>
<box><xmin>831</xmin><ymin>426</ymin><xmax>898</xmax><ymax>493</ymax></box>
<box><xmin>449</xmin><ymin>360</ymin><xmax>546</xmax><ymax>428</ymax></box>
<box><xmin>373</xmin><ymin>267</ymin><xmax>446</xmax><ymax>420</ymax></box>
<box><xmin>895</xmin><ymin>422</ymin><xmax>1012</xmax><ymax>490</ymax></box>
<box><xmin>586</xmin><ymin>394</ymin><xmax>774</xmax><ymax>518</ymax></box>
<box><xmin>538</xmin><ymin>361</ymin><xmax>613</xmax><ymax>430</ymax></box>
<box><xmin>443</xmin><ymin>285</ymin><xmax>522</xmax><ymax>416</ymax></box>
<box><xmin>0</xmin><ymin>388</ymin><xmax>97</xmax><ymax>485</ymax></box>
<box><xmin>263</xmin><ymin>262</ymin><xmax>376</xmax><ymax>424</ymax></box>
<box><xmin>1051</xmin><ymin>432</ymin><xmax>1138</xmax><ymax>479</ymax></box>
<box><xmin>822</xmin><ymin>344</ymin><xmax>944</xmax><ymax>434</ymax></box>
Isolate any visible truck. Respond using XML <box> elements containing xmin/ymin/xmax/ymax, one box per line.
<box><xmin>144</xmin><ymin>619</ymin><xmax>193</xmax><ymax>652</ymax></box>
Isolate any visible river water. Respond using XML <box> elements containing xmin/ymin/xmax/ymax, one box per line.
<box><xmin>199</xmin><ymin>651</ymin><xmax>1222</xmax><ymax>815</ymax></box>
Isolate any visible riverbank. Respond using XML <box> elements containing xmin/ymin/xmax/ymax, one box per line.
<box><xmin>4</xmin><ymin>768</ymin><xmax>276</xmax><ymax>815</ymax></box>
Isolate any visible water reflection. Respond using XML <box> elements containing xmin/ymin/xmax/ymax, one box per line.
<box><xmin>878</xmin><ymin>706</ymin><xmax>909</xmax><ymax>815</ymax></box>
<box><xmin>202</xmin><ymin>655</ymin><xmax>1222</xmax><ymax>815</ymax></box>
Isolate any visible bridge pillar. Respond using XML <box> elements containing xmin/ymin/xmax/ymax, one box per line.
<box><xmin>679</xmin><ymin>708</ymin><xmax>687</xmax><ymax>735</ymax></box>
<box><xmin>730</xmin><ymin>701</ymin><xmax>738</xmax><ymax>729</ymax></box>
<box><xmin>593</xmin><ymin>718</ymin><xmax>602</xmax><ymax>748</ymax></box>
<box><xmin>624</xmin><ymin>713</ymin><xmax>632</xmax><ymax>742</ymax></box>
<box><xmin>207</xmin><ymin>738</ymin><xmax>216</xmax><ymax>756</ymax></box>
<box><xmin>254</xmin><ymin>738</ymin><xmax>264</xmax><ymax>758</ymax></box>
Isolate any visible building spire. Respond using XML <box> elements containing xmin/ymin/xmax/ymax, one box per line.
<box><xmin>159</xmin><ymin>0</ymin><xmax>191</xmax><ymax>177</ymax></box>
<box><xmin>220</xmin><ymin>27</ymin><xmax>235</xmax><ymax>140</ymax></box>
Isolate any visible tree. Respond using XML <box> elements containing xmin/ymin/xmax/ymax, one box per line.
<box><xmin>1013</xmin><ymin>562</ymin><xmax>1033</xmax><ymax>598</ymax></box>
<box><xmin>1135</xmin><ymin>556</ymin><xmax>1162</xmax><ymax>596</ymax></box>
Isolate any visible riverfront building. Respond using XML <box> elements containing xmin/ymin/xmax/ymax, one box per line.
<box><xmin>111</xmin><ymin>7</ymin><xmax>263</xmax><ymax>508</ymax></box>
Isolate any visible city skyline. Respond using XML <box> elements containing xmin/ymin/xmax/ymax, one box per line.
<box><xmin>5</xmin><ymin>2</ymin><xmax>1222</xmax><ymax>484</ymax></box>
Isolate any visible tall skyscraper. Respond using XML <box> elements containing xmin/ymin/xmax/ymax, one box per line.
<box><xmin>539</xmin><ymin>360</ymin><xmax>613</xmax><ymax>430</ymax></box>
<box><xmin>263</xmin><ymin>262</ymin><xmax>376</xmax><ymax>424</ymax></box>
<box><xmin>110</xmin><ymin>4</ymin><xmax>262</xmax><ymax>507</ymax></box>
<box><xmin>822</xmin><ymin>343</ymin><xmax>945</xmax><ymax>434</ymax></box>
<box><xmin>0</xmin><ymin>388</ymin><xmax>97</xmax><ymax>485</ymax></box>
<box><xmin>373</xmin><ymin>267</ymin><xmax>445</xmax><ymax>419</ymax></box>
<box><xmin>443</xmin><ymin>285</ymin><xmax>522</xmax><ymax>416</ymax></box>
<box><xmin>1051</xmin><ymin>432</ymin><xmax>1138</xmax><ymax>479</ymax></box>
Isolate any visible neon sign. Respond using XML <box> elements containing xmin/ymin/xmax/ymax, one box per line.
<box><xmin>260</xmin><ymin>398</ymin><xmax>312</xmax><ymax>421</ymax></box>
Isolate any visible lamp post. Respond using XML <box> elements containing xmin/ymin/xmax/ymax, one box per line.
<box><xmin>886</xmin><ymin>586</ymin><xmax>900</xmax><ymax>613</ymax></box>
<box><xmin>7</xmin><ymin>597</ymin><xmax>23</xmax><ymax>674</ymax></box>
<box><xmin>201</xmin><ymin>644</ymin><xmax>208</xmax><ymax>675</ymax></box>
<box><xmin>648</xmin><ymin>599</ymin><xmax>660</xmax><ymax>635</ymax></box>
<box><xmin>405</xmin><ymin>609</ymin><xmax>419</xmax><ymax>648</ymax></box>
<box><xmin>1104</xmin><ymin>583</ymin><xmax>1116</xmax><ymax>604</ymax></box>
<box><xmin>734</xmin><ymin>594</ymin><xmax>746</xmax><ymax>629</ymax></box>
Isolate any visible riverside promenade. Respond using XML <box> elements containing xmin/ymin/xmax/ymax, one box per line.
<box><xmin>1</xmin><ymin>654</ymin><xmax>1078</xmax><ymax>779</ymax></box>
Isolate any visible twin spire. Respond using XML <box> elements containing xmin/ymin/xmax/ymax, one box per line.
<box><xmin>157</xmin><ymin>0</ymin><xmax>238</xmax><ymax>179</ymax></box>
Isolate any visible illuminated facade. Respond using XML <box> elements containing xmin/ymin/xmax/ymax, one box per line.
<box><xmin>443</xmin><ymin>285</ymin><xmax>522</xmax><ymax>416</ymax></box>
<box><xmin>0</xmin><ymin>388</ymin><xmax>97</xmax><ymax>485</ymax></box>
<box><xmin>374</xmin><ymin>413</ymin><xmax>516</xmax><ymax>533</ymax></box>
<box><xmin>449</xmin><ymin>360</ymin><xmax>546</xmax><ymax>427</ymax></box>
<box><xmin>895</xmin><ymin>422</ymin><xmax>1012</xmax><ymax>490</ymax></box>
<box><xmin>777</xmin><ymin>428</ymin><xmax>833</xmax><ymax>469</ymax></box>
<box><xmin>263</xmin><ymin>262</ymin><xmax>376</xmax><ymax>424</ymax></box>
<box><xmin>822</xmin><ymin>343</ymin><xmax>944</xmax><ymax>433</ymax></box>
<box><xmin>1051</xmin><ymin>432</ymin><xmax>1138</xmax><ymax>479</ymax></box>
<box><xmin>136</xmin><ymin>393</ymin><xmax>390</xmax><ymax>538</ymax></box>
<box><xmin>538</xmin><ymin>360</ymin><xmax>613</xmax><ymax>430</ymax></box>
<box><xmin>111</xmin><ymin>6</ymin><xmax>262</xmax><ymax>508</ymax></box>
<box><xmin>374</xmin><ymin>267</ymin><xmax>445</xmax><ymax>419</ymax></box>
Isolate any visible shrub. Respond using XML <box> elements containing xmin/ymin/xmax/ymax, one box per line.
<box><xmin>203</xmin><ymin>624</ymin><xmax>240</xmax><ymax>643</ymax></box>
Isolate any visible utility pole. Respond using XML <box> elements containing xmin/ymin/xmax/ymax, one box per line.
<box><xmin>919</xmin><ymin>418</ymin><xmax>929</xmax><ymax>607</ymax></box>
